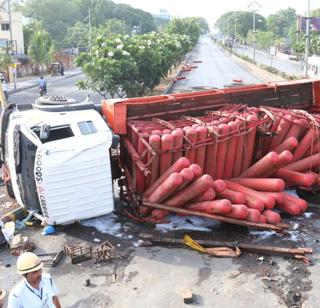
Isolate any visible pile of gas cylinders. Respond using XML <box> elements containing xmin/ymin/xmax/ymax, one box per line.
<box><xmin>126</xmin><ymin>105</ymin><xmax>320</xmax><ymax>225</ymax></box>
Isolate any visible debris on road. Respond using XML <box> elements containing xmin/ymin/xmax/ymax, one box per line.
<box><xmin>92</xmin><ymin>241</ymin><xmax>115</xmax><ymax>263</ymax></box>
<box><xmin>10</xmin><ymin>234</ymin><xmax>35</xmax><ymax>256</ymax></box>
<box><xmin>181</xmin><ymin>288</ymin><xmax>193</xmax><ymax>304</ymax></box>
<box><xmin>184</xmin><ymin>235</ymin><xmax>240</xmax><ymax>258</ymax></box>
<box><xmin>139</xmin><ymin>233</ymin><xmax>312</xmax><ymax>259</ymax></box>
<box><xmin>38</xmin><ymin>251</ymin><xmax>64</xmax><ymax>267</ymax></box>
<box><xmin>64</xmin><ymin>243</ymin><xmax>92</xmax><ymax>264</ymax></box>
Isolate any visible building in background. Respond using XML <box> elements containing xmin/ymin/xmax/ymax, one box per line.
<box><xmin>153</xmin><ymin>8</ymin><xmax>171</xmax><ymax>21</ymax></box>
<box><xmin>0</xmin><ymin>1</ymin><xmax>24</xmax><ymax>54</ymax></box>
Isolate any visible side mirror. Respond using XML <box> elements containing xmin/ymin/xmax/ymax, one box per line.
<box><xmin>40</xmin><ymin>124</ymin><xmax>50</xmax><ymax>140</ymax></box>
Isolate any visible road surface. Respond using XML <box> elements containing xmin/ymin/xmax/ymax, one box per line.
<box><xmin>171</xmin><ymin>35</ymin><xmax>261</xmax><ymax>92</ymax></box>
<box><xmin>9</xmin><ymin>74</ymin><xmax>104</xmax><ymax>105</ymax></box>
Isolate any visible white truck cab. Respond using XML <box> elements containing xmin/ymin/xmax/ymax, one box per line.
<box><xmin>1</xmin><ymin>97</ymin><xmax>114</xmax><ymax>225</ymax></box>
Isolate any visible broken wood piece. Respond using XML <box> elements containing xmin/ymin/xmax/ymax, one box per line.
<box><xmin>142</xmin><ymin>202</ymin><xmax>287</xmax><ymax>232</ymax></box>
<box><xmin>184</xmin><ymin>235</ymin><xmax>240</xmax><ymax>258</ymax></box>
<box><xmin>38</xmin><ymin>251</ymin><xmax>64</xmax><ymax>267</ymax></box>
<box><xmin>181</xmin><ymin>288</ymin><xmax>193</xmax><ymax>304</ymax></box>
<box><xmin>205</xmin><ymin>247</ymin><xmax>241</xmax><ymax>258</ymax></box>
<box><xmin>139</xmin><ymin>233</ymin><xmax>312</xmax><ymax>257</ymax></box>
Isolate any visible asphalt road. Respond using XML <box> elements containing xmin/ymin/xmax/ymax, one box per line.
<box><xmin>9</xmin><ymin>74</ymin><xmax>105</xmax><ymax>106</ymax></box>
<box><xmin>171</xmin><ymin>35</ymin><xmax>261</xmax><ymax>93</ymax></box>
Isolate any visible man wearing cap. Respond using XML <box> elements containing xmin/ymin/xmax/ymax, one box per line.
<box><xmin>8</xmin><ymin>252</ymin><xmax>61</xmax><ymax>308</ymax></box>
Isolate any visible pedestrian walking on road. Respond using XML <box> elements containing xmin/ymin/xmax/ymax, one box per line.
<box><xmin>1</xmin><ymin>78</ymin><xmax>9</xmax><ymax>101</ymax></box>
<box><xmin>60</xmin><ymin>63</ymin><xmax>64</xmax><ymax>76</ymax></box>
<box><xmin>8</xmin><ymin>252</ymin><xmax>61</xmax><ymax>308</ymax></box>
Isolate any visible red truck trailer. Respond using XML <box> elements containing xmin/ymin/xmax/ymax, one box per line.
<box><xmin>102</xmin><ymin>79</ymin><xmax>320</xmax><ymax>231</ymax></box>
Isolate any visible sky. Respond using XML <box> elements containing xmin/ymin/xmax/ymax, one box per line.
<box><xmin>113</xmin><ymin>0</ymin><xmax>319</xmax><ymax>26</ymax></box>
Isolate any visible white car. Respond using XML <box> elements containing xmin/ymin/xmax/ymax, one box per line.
<box><xmin>1</xmin><ymin>97</ymin><xmax>114</xmax><ymax>225</ymax></box>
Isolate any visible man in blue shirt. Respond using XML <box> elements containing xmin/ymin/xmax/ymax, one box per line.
<box><xmin>38</xmin><ymin>76</ymin><xmax>47</xmax><ymax>94</ymax></box>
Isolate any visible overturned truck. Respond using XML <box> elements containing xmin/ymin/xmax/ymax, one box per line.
<box><xmin>102</xmin><ymin>79</ymin><xmax>320</xmax><ymax>232</ymax></box>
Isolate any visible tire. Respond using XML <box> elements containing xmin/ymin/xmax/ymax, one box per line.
<box><xmin>6</xmin><ymin>180</ymin><xmax>15</xmax><ymax>199</ymax></box>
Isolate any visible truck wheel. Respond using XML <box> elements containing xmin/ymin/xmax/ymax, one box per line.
<box><xmin>6</xmin><ymin>180</ymin><xmax>15</xmax><ymax>199</ymax></box>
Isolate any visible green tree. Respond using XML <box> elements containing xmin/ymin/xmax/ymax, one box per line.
<box><xmin>165</xmin><ymin>17</ymin><xmax>203</xmax><ymax>47</ymax></box>
<box><xmin>98</xmin><ymin>19</ymin><xmax>127</xmax><ymax>37</ymax></box>
<box><xmin>20</xmin><ymin>0</ymin><xmax>157</xmax><ymax>48</ymax></box>
<box><xmin>20</xmin><ymin>0</ymin><xmax>81</xmax><ymax>49</ymax></box>
<box><xmin>266</xmin><ymin>8</ymin><xmax>296</xmax><ymax>39</ymax></box>
<box><xmin>0</xmin><ymin>54</ymin><xmax>12</xmax><ymax>73</ymax></box>
<box><xmin>64</xmin><ymin>21</ymin><xmax>94</xmax><ymax>48</ymax></box>
<box><xmin>76</xmin><ymin>33</ymin><xmax>190</xmax><ymax>97</ymax></box>
<box><xmin>28</xmin><ymin>26</ymin><xmax>54</xmax><ymax>74</ymax></box>
<box><xmin>216</xmin><ymin>11</ymin><xmax>266</xmax><ymax>40</ymax></box>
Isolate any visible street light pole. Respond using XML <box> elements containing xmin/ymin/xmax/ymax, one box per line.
<box><xmin>303</xmin><ymin>0</ymin><xmax>310</xmax><ymax>77</ymax></box>
<box><xmin>7</xmin><ymin>0</ymin><xmax>13</xmax><ymax>53</ymax></box>
<box><xmin>248</xmin><ymin>1</ymin><xmax>261</xmax><ymax>63</ymax></box>
<box><xmin>88</xmin><ymin>7</ymin><xmax>92</xmax><ymax>50</ymax></box>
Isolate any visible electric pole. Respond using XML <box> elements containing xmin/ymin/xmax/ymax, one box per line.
<box><xmin>248</xmin><ymin>1</ymin><xmax>261</xmax><ymax>63</ymax></box>
<box><xmin>304</xmin><ymin>0</ymin><xmax>310</xmax><ymax>77</ymax></box>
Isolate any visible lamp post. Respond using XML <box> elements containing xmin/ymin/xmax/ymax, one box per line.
<box><xmin>248</xmin><ymin>1</ymin><xmax>261</xmax><ymax>63</ymax></box>
<box><xmin>303</xmin><ymin>0</ymin><xmax>311</xmax><ymax>77</ymax></box>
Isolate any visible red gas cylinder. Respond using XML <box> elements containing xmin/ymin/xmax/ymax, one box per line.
<box><xmin>159</xmin><ymin>134</ymin><xmax>174</xmax><ymax>176</ymax></box>
<box><xmin>148</xmin><ymin>134</ymin><xmax>161</xmax><ymax>186</ymax></box>
<box><xmin>272</xmin><ymin>137</ymin><xmax>298</xmax><ymax>154</ymax></box>
<box><xmin>172</xmin><ymin>129</ymin><xmax>184</xmax><ymax>163</ymax></box>
<box><xmin>217</xmin><ymin>188</ymin><xmax>246</xmax><ymax>204</ymax></box>
<box><xmin>239</xmin><ymin>152</ymin><xmax>279</xmax><ymax>178</ymax></box>
<box><xmin>185</xmin><ymin>128</ymin><xmax>197</xmax><ymax>164</ymax></box>
<box><xmin>143</xmin><ymin>157</ymin><xmax>190</xmax><ymax>198</ymax></box>
<box><xmin>231</xmin><ymin>178</ymin><xmax>285</xmax><ymax>192</ymax></box>
<box><xmin>242</xmin><ymin>115</ymin><xmax>258</xmax><ymax>172</ymax></box>
<box><xmin>292</xmin><ymin>128</ymin><xmax>316</xmax><ymax>161</ymax></box>
<box><xmin>195</xmin><ymin>126</ymin><xmax>208</xmax><ymax>172</ymax></box>
<box><xmin>216</xmin><ymin>124</ymin><xmax>229</xmax><ymax>179</ymax></box>
<box><xmin>147</xmin><ymin>173</ymin><xmax>183</xmax><ymax>204</ymax></box>
<box><xmin>224</xmin><ymin>121</ymin><xmax>239</xmax><ymax>179</ymax></box>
